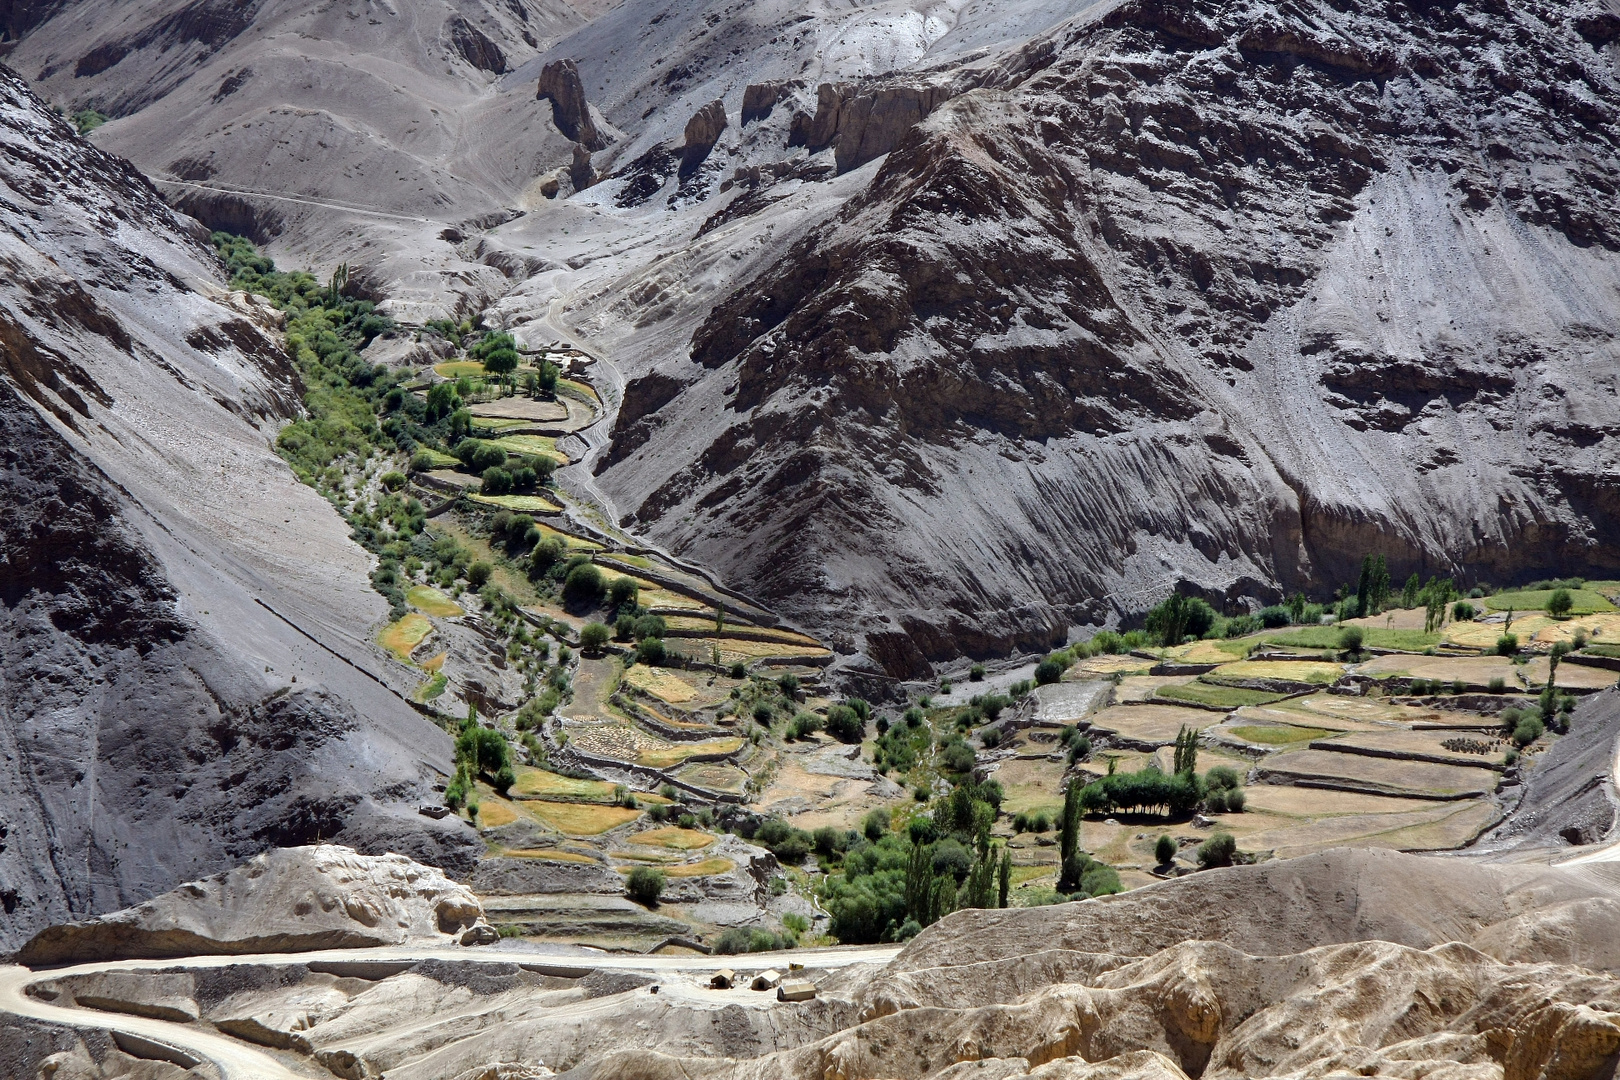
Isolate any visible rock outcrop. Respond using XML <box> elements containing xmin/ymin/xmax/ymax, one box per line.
<box><xmin>741</xmin><ymin>80</ymin><xmax>797</xmax><ymax>125</ymax></box>
<box><xmin>801</xmin><ymin>78</ymin><xmax>957</xmax><ymax>174</ymax></box>
<box><xmin>16</xmin><ymin>845</ymin><xmax>492</xmax><ymax>966</ymax></box>
<box><xmin>538</xmin><ymin>57</ymin><xmax>607</xmax><ymax>150</ymax></box>
<box><xmin>679</xmin><ymin>98</ymin><xmax>727</xmax><ymax>178</ymax></box>
<box><xmin>570</xmin><ymin>142</ymin><xmax>595</xmax><ymax>191</ymax></box>
<box><xmin>447</xmin><ymin>14</ymin><xmax>507</xmax><ymax>74</ymax></box>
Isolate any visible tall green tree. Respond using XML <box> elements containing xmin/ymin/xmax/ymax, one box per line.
<box><xmin>998</xmin><ymin>847</ymin><xmax>1011</xmax><ymax>908</ymax></box>
<box><xmin>1058</xmin><ymin>778</ymin><xmax>1084</xmax><ymax>892</ymax></box>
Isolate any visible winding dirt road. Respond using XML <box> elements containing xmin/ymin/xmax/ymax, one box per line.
<box><xmin>0</xmin><ymin>942</ymin><xmax>901</xmax><ymax>1079</ymax></box>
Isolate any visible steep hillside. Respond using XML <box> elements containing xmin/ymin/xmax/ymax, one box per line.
<box><xmin>588</xmin><ymin>0</ymin><xmax>1620</xmax><ymax>674</ymax></box>
<box><xmin>0</xmin><ymin>64</ymin><xmax>475</xmax><ymax>954</ymax></box>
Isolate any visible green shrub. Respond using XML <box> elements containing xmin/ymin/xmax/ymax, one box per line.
<box><xmin>1196</xmin><ymin>832</ymin><xmax>1237</xmax><ymax>869</ymax></box>
<box><xmin>1337</xmin><ymin>625</ymin><xmax>1365</xmax><ymax>654</ymax></box>
<box><xmin>1258</xmin><ymin>605</ymin><xmax>1291</xmax><ymax>628</ymax></box>
<box><xmin>580</xmin><ymin>622</ymin><xmax>611</xmax><ymax>651</ymax></box>
<box><xmin>1512</xmin><ymin>715</ymin><xmax>1545</xmax><ymax>747</ymax></box>
<box><xmin>380</xmin><ymin>470</ymin><xmax>407</xmax><ymax>491</ymax></box>
<box><xmin>862</xmin><ymin>808</ymin><xmax>890</xmax><ymax>841</ymax></box>
<box><xmin>492</xmin><ymin>764</ymin><xmax>515</xmax><ymax>795</ymax></box>
<box><xmin>825</xmin><ymin>705</ymin><xmax>864</xmax><ymax>744</ymax></box>
<box><xmin>1154</xmin><ymin>834</ymin><xmax>1176</xmax><ymax>865</ymax></box>
<box><xmin>632</xmin><ymin>613</ymin><xmax>667</xmax><ymax>640</ymax></box>
<box><xmin>969</xmin><ymin>664</ymin><xmax>986</xmax><ymax>681</ymax></box>
<box><xmin>563</xmin><ymin>562</ymin><xmax>605</xmax><ymax>604</ymax></box>
<box><xmin>636</xmin><ymin>637</ymin><xmax>667</xmax><ymax>666</ymax></box>
<box><xmin>1224</xmin><ymin>788</ymin><xmax>1245</xmax><ymax>812</ymax></box>
<box><xmin>1489</xmin><ymin>676</ymin><xmax>1506</xmax><ymax>693</ymax></box>
<box><xmin>608</xmin><ymin>577</ymin><xmax>639</xmax><ymax>608</ymax></box>
<box><xmin>940</xmin><ymin>739</ymin><xmax>977</xmax><ymax>773</ymax></box>
<box><xmin>1547</xmin><ymin>589</ymin><xmax>1574</xmax><ymax>617</ymax></box>
<box><xmin>777</xmin><ymin>674</ymin><xmax>800</xmax><ymax>695</ymax></box>
<box><xmin>1452</xmin><ymin>601</ymin><xmax>1476</xmax><ymax>622</ymax></box>
<box><xmin>1496</xmin><ymin>633</ymin><xmax>1519</xmax><ymax>656</ymax></box>
<box><xmin>755</xmin><ymin>817</ymin><xmax>813</xmax><ymax>863</ymax></box>
<box><xmin>787</xmin><ymin>712</ymin><xmax>824</xmax><ymax>740</ymax></box>
<box><xmin>730</xmin><ymin>661</ymin><xmax>747</xmax><ymax>678</ymax></box>
<box><xmin>626</xmin><ymin>867</ymin><xmax>665</xmax><ymax>907</ymax></box>
<box><xmin>467</xmin><ymin>561</ymin><xmax>493</xmax><ymax>588</ymax></box>
<box><xmin>1035</xmin><ymin>659</ymin><xmax>1063</xmax><ymax>685</ymax></box>
<box><xmin>980</xmin><ymin>726</ymin><xmax>1002</xmax><ymax>749</ymax></box>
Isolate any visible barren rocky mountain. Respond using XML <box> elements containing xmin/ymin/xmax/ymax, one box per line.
<box><xmin>582</xmin><ymin>0</ymin><xmax>1620</xmax><ymax>673</ymax></box>
<box><xmin>0</xmin><ymin>65</ymin><xmax>475</xmax><ymax>955</ymax></box>
<box><xmin>3</xmin><ymin>0</ymin><xmax>1620</xmax><ymax>1077</ymax></box>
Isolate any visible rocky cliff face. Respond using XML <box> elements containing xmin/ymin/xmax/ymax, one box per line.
<box><xmin>0</xmin><ymin>64</ymin><xmax>475</xmax><ymax>954</ymax></box>
<box><xmin>597</xmin><ymin>0</ymin><xmax>1620</xmax><ymax>675</ymax></box>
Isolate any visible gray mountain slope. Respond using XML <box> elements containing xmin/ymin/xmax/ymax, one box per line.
<box><xmin>0</xmin><ymin>64</ymin><xmax>476</xmax><ymax>955</ymax></box>
<box><xmin>578</xmin><ymin>0</ymin><xmax>1620</xmax><ymax>673</ymax></box>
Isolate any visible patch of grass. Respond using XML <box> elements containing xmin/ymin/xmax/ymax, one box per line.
<box><xmin>1157</xmin><ymin>682</ymin><xmax>1287</xmax><ymax>709</ymax></box>
<box><xmin>1264</xmin><ymin>626</ymin><xmax>1441</xmax><ymax>652</ymax></box>
<box><xmin>471</xmin><ymin>416</ymin><xmax>527</xmax><ymax>431</ymax></box>
<box><xmin>1229</xmin><ymin>724</ymin><xmax>1333</xmax><ymax>745</ymax></box>
<box><xmin>379</xmin><ymin>613</ymin><xmax>433</xmax><ymax>659</ymax></box>
<box><xmin>469</xmin><ymin>493</ymin><xmax>563</xmax><ymax>513</ymax></box>
<box><xmin>630</xmin><ymin>827</ymin><xmax>715</xmax><ymax>850</ymax></box>
<box><xmin>414</xmin><ymin>448</ymin><xmax>460</xmax><ymax>469</ymax></box>
<box><xmin>415</xmin><ymin>672</ymin><xmax>448</xmax><ymax>702</ymax></box>
<box><xmin>1484</xmin><ymin>589</ymin><xmax>1616</xmax><ymax>615</ymax></box>
<box><xmin>528</xmin><ymin>801</ymin><xmax>642</xmax><ymax>835</ymax></box>
<box><xmin>407</xmin><ymin>585</ymin><xmax>464</xmax><ymax>618</ymax></box>
<box><xmin>492</xmin><ymin>434</ymin><xmax>568</xmax><ymax>463</ymax></box>
<box><xmin>558</xmin><ymin>378</ymin><xmax>599</xmax><ymax>403</ymax></box>
<box><xmin>434</xmin><ymin>361</ymin><xmax>486</xmax><ymax>378</ymax></box>
<box><xmin>421</xmin><ymin>651</ymin><xmax>447</xmax><ymax>672</ymax></box>
<box><xmin>534</xmin><ymin>522</ymin><xmax>600</xmax><ymax>550</ymax></box>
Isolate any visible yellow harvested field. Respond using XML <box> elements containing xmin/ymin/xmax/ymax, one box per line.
<box><xmin>1357</xmin><ymin>654</ymin><xmax>1518</xmax><ymax>686</ymax></box>
<box><xmin>644</xmin><ymin>857</ymin><xmax>735</xmax><ymax>878</ymax></box>
<box><xmin>529</xmin><ymin>802</ymin><xmax>642</xmax><ymax>835</ymax></box>
<box><xmin>1115</xmin><ymin>675</ymin><xmax>1196</xmax><ymax>703</ymax></box>
<box><xmin>469</xmin><ymin>493</ymin><xmax>562</xmax><ymax>513</ymax></box>
<box><xmin>1265</xmin><ymin>694</ymin><xmax>1445</xmax><ymax>729</ymax></box>
<box><xmin>1262</xmin><ymin>749</ymin><xmax>1497</xmax><ymax>798</ymax></box>
<box><xmin>1069</xmin><ymin>654</ymin><xmax>1155</xmax><ymax>677</ymax></box>
<box><xmin>378</xmin><ymin>613</ymin><xmax>433</xmax><ymax>659</ymax></box>
<box><xmin>638</xmin><ymin>737</ymin><xmax>743</xmax><ymax>769</ymax></box>
<box><xmin>1211</xmin><ymin>660</ymin><xmax>1343</xmax><ymax>684</ymax></box>
<box><xmin>421</xmin><ymin>652</ymin><xmax>447</xmax><ymax>673</ymax></box>
<box><xmin>509</xmin><ymin>767</ymin><xmax>621</xmax><ymax>802</ymax></box>
<box><xmin>492</xmin><ymin>434</ymin><xmax>569</xmax><ymax>463</ymax></box>
<box><xmin>407</xmin><ymin>585</ymin><xmax>464</xmax><ymax>618</ymax></box>
<box><xmin>476</xmin><ymin>800</ymin><xmax>520</xmax><ymax>828</ymax></box>
<box><xmin>623</xmin><ymin>665</ymin><xmax>698</xmax><ymax>703</ymax></box>
<box><xmin>631</xmin><ymin>827</ymin><xmax>715</xmax><ymax>850</ymax></box>
<box><xmin>1526</xmin><ymin>656</ymin><xmax>1618</xmax><ymax>690</ymax></box>
<box><xmin>502</xmin><ymin>848</ymin><xmax>599</xmax><ymax>864</ymax></box>
<box><xmin>1088</xmin><ymin>704</ymin><xmax>1217</xmax><ymax>746</ymax></box>
<box><xmin>1165</xmin><ymin>640</ymin><xmax>1249</xmax><ymax>663</ymax></box>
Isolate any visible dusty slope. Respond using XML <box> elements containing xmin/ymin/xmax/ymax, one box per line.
<box><xmin>17</xmin><ymin>845</ymin><xmax>492</xmax><ymax>966</ymax></box>
<box><xmin>0</xmin><ymin>65</ymin><xmax>475</xmax><ymax>955</ymax></box>
<box><xmin>585</xmin><ymin>0</ymin><xmax>1620</xmax><ymax>675</ymax></box>
<box><xmin>3</xmin><ymin>0</ymin><xmax>590</xmax><ymax>318</ymax></box>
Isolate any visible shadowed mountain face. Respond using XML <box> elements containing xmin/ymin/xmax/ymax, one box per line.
<box><xmin>593</xmin><ymin>0</ymin><xmax>1620</xmax><ymax>674</ymax></box>
<box><xmin>0</xmin><ymin>65</ymin><xmax>476</xmax><ymax>954</ymax></box>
